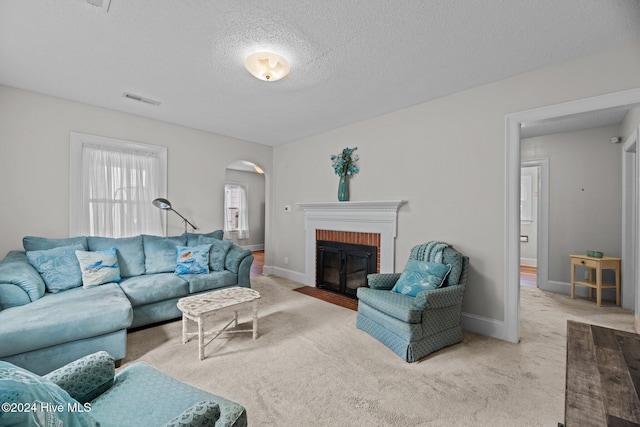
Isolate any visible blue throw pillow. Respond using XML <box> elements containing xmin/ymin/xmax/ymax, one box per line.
<box><xmin>0</xmin><ymin>361</ymin><xmax>98</xmax><ymax>426</ymax></box>
<box><xmin>198</xmin><ymin>236</ymin><xmax>233</xmax><ymax>271</ymax></box>
<box><xmin>26</xmin><ymin>244</ymin><xmax>84</xmax><ymax>293</ymax></box>
<box><xmin>391</xmin><ymin>259</ymin><xmax>452</xmax><ymax>297</ymax></box>
<box><xmin>175</xmin><ymin>244</ymin><xmax>212</xmax><ymax>275</ymax></box>
<box><xmin>75</xmin><ymin>248</ymin><xmax>121</xmax><ymax>288</ymax></box>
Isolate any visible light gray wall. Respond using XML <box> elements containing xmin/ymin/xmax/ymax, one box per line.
<box><xmin>522</xmin><ymin>125</ymin><xmax>623</xmax><ymax>284</ymax></box>
<box><xmin>270</xmin><ymin>41</ymin><xmax>640</xmax><ymax>323</ymax></box>
<box><xmin>0</xmin><ymin>85</ymin><xmax>273</xmax><ymax>256</ymax></box>
<box><xmin>224</xmin><ymin>169</ymin><xmax>266</xmax><ymax>249</ymax></box>
<box><xmin>520</xmin><ymin>166</ymin><xmax>538</xmax><ymax>264</ymax></box>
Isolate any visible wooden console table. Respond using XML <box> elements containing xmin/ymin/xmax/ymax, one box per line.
<box><xmin>570</xmin><ymin>254</ymin><xmax>620</xmax><ymax>307</ymax></box>
<box><xmin>564</xmin><ymin>321</ymin><xmax>640</xmax><ymax>426</ymax></box>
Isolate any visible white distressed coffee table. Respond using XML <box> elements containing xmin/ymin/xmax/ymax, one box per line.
<box><xmin>177</xmin><ymin>287</ymin><xmax>261</xmax><ymax>360</ymax></box>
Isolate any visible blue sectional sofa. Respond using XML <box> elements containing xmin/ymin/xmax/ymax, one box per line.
<box><xmin>0</xmin><ymin>231</ymin><xmax>254</xmax><ymax>375</ymax></box>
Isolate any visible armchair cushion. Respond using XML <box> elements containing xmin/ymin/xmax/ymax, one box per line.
<box><xmin>44</xmin><ymin>351</ymin><xmax>115</xmax><ymax>403</ymax></box>
<box><xmin>391</xmin><ymin>259</ymin><xmax>451</xmax><ymax>296</ymax></box>
<box><xmin>357</xmin><ymin>287</ymin><xmax>423</xmax><ymax>323</ymax></box>
<box><xmin>162</xmin><ymin>400</ymin><xmax>221</xmax><ymax>427</ymax></box>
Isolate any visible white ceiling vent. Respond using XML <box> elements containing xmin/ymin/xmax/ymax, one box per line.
<box><xmin>123</xmin><ymin>92</ymin><xmax>161</xmax><ymax>106</ymax></box>
<box><xmin>84</xmin><ymin>0</ymin><xmax>111</xmax><ymax>12</ymax></box>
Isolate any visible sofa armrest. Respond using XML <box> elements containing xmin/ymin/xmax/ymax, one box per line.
<box><xmin>162</xmin><ymin>400</ymin><xmax>221</xmax><ymax>427</ymax></box>
<box><xmin>43</xmin><ymin>351</ymin><xmax>115</xmax><ymax>403</ymax></box>
<box><xmin>413</xmin><ymin>285</ymin><xmax>465</xmax><ymax>311</ymax></box>
<box><xmin>237</xmin><ymin>254</ymin><xmax>254</xmax><ymax>287</ymax></box>
<box><xmin>367</xmin><ymin>273</ymin><xmax>401</xmax><ymax>290</ymax></box>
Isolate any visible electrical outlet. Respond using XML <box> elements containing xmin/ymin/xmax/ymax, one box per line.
<box><xmin>284</xmin><ymin>257</ymin><xmax>289</xmax><ymax>265</ymax></box>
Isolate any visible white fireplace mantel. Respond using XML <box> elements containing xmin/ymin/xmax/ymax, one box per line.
<box><xmin>296</xmin><ymin>200</ymin><xmax>407</xmax><ymax>286</ymax></box>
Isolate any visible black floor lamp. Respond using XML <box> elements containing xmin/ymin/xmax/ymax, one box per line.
<box><xmin>152</xmin><ymin>198</ymin><xmax>198</xmax><ymax>233</ymax></box>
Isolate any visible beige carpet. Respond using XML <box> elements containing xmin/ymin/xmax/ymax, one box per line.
<box><xmin>122</xmin><ymin>276</ymin><xmax>635</xmax><ymax>426</ymax></box>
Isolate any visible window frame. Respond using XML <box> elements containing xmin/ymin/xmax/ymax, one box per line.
<box><xmin>69</xmin><ymin>132</ymin><xmax>168</xmax><ymax>237</ymax></box>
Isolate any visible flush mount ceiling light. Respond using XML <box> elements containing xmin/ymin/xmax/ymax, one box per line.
<box><xmin>244</xmin><ymin>52</ymin><xmax>290</xmax><ymax>82</ymax></box>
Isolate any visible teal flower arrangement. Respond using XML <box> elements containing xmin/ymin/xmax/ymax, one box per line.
<box><xmin>330</xmin><ymin>147</ymin><xmax>359</xmax><ymax>177</ymax></box>
<box><xmin>331</xmin><ymin>147</ymin><xmax>359</xmax><ymax>201</ymax></box>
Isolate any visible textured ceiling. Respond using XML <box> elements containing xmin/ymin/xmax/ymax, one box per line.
<box><xmin>1</xmin><ymin>0</ymin><xmax>639</xmax><ymax>146</ymax></box>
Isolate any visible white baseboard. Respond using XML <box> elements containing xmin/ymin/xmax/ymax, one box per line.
<box><xmin>242</xmin><ymin>244</ymin><xmax>264</xmax><ymax>252</ymax></box>
<box><xmin>263</xmin><ymin>265</ymin><xmax>306</xmax><ymax>284</ymax></box>
<box><xmin>520</xmin><ymin>258</ymin><xmax>537</xmax><ymax>267</ymax></box>
<box><xmin>461</xmin><ymin>312</ymin><xmax>511</xmax><ymax>342</ymax></box>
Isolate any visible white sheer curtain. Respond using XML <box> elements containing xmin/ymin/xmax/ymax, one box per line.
<box><xmin>82</xmin><ymin>144</ymin><xmax>163</xmax><ymax>237</ymax></box>
<box><xmin>224</xmin><ymin>183</ymin><xmax>250</xmax><ymax>240</ymax></box>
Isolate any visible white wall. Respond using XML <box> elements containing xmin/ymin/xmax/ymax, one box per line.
<box><xmin>224</xmin><ymin>169</ymin><xmax>266</xmax><ymax>249</ymax></box>
<box><xmin>0</xmin><ymin>85</ymin><xmax>272</xmax><ymax>256</ymax></box>
<box><xmin>522</xmin><ymin>125</ymin><xmax>623</xmax><ymax>285</ymax></box>
<box><xmin>271</xmin><ymin>41</ymin><xmax>640</xmax><ymax>327</ymax></box>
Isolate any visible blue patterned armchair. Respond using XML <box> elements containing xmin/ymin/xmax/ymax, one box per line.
<box><xmin>356</xmin><ymin>242</ymin><xmax>469</xmax><ymax>362</ymax></box>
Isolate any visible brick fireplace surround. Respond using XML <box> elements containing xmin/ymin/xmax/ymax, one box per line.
<box><xmin>296</xmin><ymin>201</ymin><xmax>407</xmax><ymax>287</ymax></box>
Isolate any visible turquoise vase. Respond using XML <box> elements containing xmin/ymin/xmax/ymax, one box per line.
<box><xmin>337</xmin><ymin>175</ymin><xmax>349</xmax><ymax>202</ymax></box>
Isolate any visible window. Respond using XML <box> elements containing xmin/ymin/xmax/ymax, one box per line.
<box><xmin>70</xmin><ymin>132</ymin><xmax>167</xmax><ymax>237</ymax></box>
<box><xmin>224</xmin><ymin>183</ymin><xmax>250</xmax><ymax>239</ymax></box>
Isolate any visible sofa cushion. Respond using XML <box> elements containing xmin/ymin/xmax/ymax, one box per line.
<box><xmin>23</xmin><ymin>235</ymin><xmax>88</xmax><ymax>252</ymax></box>
<box><xmin>184</xmin><ymin>230</ymin><xmax>223</xmax><ymax>246</ymax></box>
<box><xmin>181</xmin><ymin>271</ymin><xmax>238</xmax><ymax>294</ymax></box>
<box><xmin>224</xmin><ymin>245</ymin><xmax>252</xmax><ymax>274</ymax></box>
<box><xmin>26</xmin><ymin>243</ymin><xmax>84</xmax><ymax>293</ymax></box>
<box><xmin>76</xmin><ymin>248</ymin><xmax>121</xmax><ymax>288</ymax></box>
<box><xmin>391</xmin><ymin>259</ymin><xmax>452</xmax><ymax>297</ymax></box>
<box><xmin>118</xmin><ymin>274</ymin><xmax>189</xmax><ymax>307</ymax></box>
<box><xmin>143</xmin><ymin>235</ymin><xmax>187</xmax><ymax>274</ymax></box>
<box><xmin>0</xmin><ymin>251</ymin><xmax>45</xmax><ymax>306</ymax></box>
<box><xmin>198</xmin><ymin>236</ymin><xmax>233</xmax><ymax>272</ymax></box>
<box><xmin>0</xmin><ymin>361</ymin><xmax>98</xmax><ymax>427</ymax></box>
<box><xmin>88</xmin><ymin>235</ymin><xmax>145</xmax><ymax>278</ymax></box>
<box><xmin>175</xmin><ymin>245</ymin><xmax>211</xmax><ymax>275</ymax></box>
<box><xmin>44</xmin><ymin>351</ymin><xmax>115</xmax><ymax>404</ymax></box>
<box><xmin>0</xmin><ymin>283</ymin><xmax>132</xmax><ymax>358</ymax></box>
<box><xmin>90</xmin><ymin>362</ymin><xmax>245</xmax><ymax>427</ymax></box>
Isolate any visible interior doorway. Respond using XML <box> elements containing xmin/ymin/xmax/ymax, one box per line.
<box><xmin>505</xmin><ymin>88</ymin><xmax>640</xmax><ymax>344</ymax></box>
<box><xmin>225</xmin><ymin>160</ymin><xmax>266</xmax><ymax>277</ymax></box>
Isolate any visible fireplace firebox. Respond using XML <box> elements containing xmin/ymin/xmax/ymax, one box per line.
<box><xmin>316</xmin><ymin>240</ymin><xmax>378</xmax><ymax>298</ymax></box>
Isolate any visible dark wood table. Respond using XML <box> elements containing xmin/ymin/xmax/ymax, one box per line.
<box><xmin>564</xmin><ymin>320</ymin><xmax>640</xmax><ymax>426</ymax></box>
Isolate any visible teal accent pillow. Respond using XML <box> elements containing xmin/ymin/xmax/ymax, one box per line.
<box><xmin>198</xmin><ymin>236</ymin><xmax>233</xmax><ymax>272</ymax></box>
<box><xmin>175</xmin><ymin>245</ymin><xmax>212</xmax><ymax>275</ymax></box>
<box><xmin>26</xmin><ymin>244</ymin><xmax>84</xmax><ymax>293</ymax></box>
<box><xmin>143</xmin><ymin>235</ymin><xmax>186</xmax><ymax>274</ymax></box>
<box><xmin>23</xmin><ymin>236</ymin><xmax>88</xmax><ymax>252</ymax></box>
<box><xmin>75</xmin><ymin>248</ymin><xmax>121</xmax><ymax>288</ymax></box>
<box><xmin>391</xmin><ymin>259</ymin><xmax>452</xmax><ymax>297</ymax></box>
<box><xmin>184</xmin><ymin>230</ymin><xmax>223</xmax><ymax>246</ymax></box>
<box><xmin>87</xmin><ymin>236</ymin><xmax>145</xmax><ymax>278</ymax></box>
<box><xmin>43</xmin><ymin>351</ymin><xmax>115</xmax><ymax>404</ymax></box>
<box><xmin>224</xmin><ymin>245</ymin><xmax>252</xmax><ymax>274</ymax></box>
<box><xmin>0</xmin><ymin>361</ymin><xmax>99</xmax><ymax>427</ymax></box>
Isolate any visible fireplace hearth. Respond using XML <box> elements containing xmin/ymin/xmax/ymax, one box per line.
<box><xmin>316</xmin><ymin>240</ymin><xmax>377</xmax><ymax>298</ymax></box>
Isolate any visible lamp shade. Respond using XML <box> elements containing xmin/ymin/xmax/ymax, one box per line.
<box><xmin>244</xmin><ymin>52</ymin><xmax>290</xmax><ymax>82</ymax></box>
<box><xmin>152</xmin><ymin>198</ymin><xmax>172</xmax><ymax>210</ymax></box>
